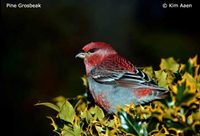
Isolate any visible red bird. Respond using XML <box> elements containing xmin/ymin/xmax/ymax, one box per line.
<box><xmin>76</xmin><ymin>42</ymin><xmax>168</xmax><ymax>113</ymax></box>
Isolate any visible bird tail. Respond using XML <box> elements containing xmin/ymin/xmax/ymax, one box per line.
<box><xmin>155</xmin><ymin>89</ymin><xmax>169</xmax><ymax>99</ymax></box>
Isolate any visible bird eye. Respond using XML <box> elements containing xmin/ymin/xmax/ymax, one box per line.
<box><xmin>88</xmin><ymin>48</ymin><xmax>98</xmax><ymax>53</ymax></box>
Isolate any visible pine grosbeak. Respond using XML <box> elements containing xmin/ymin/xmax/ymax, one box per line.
<box><xmin>76</xmin><ymin>42</ymin><xmax>168</xmax><ymax>113</ymax></box>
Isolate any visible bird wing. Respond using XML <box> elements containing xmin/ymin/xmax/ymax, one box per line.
<box><xmin>91</xmin><ymin>67</ymin><xmax>159</xmax><ymax>89</ymax></box>
<box><xmin>90</xmin><ymin>56</ymin><xmax>165</xmax><ymax>90</ymax></box>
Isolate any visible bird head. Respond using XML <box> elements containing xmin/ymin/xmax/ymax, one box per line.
<box><xmin>76</xmin><ymin>42</ymin><xmax>117</xmax><ymax>74</ymax></box>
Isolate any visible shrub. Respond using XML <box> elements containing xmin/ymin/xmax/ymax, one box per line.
<box><xmin>36</xmin><ymin>56</ymin><xmax>200</xmax><ymax>136</ymax></box>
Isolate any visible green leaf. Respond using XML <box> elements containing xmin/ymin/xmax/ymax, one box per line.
<box><xmin>85</xmin><ymin>111</ymin><xmax>93</xmax><ymax>123</ymax></box>
<box><xmin>160</xmin><ymin>57</ymin><xmax>179</xmax><ymax>72</ymax></box>
<box><xmin>62</xmin><ymin>125</ymin><xmax>75</xmax><ymax>136</ymax></box>
<box><xmin>118</xmin><ymin>111</ymin><xmax>147</xmax><ymax>136</ymax></box>
<box><xmin>175</xmin><ymin>82</ymin><xmax>185</xmax><ymax>106</ymax></box>
<box><xmin>175</xmin><ymin>81</ymin><xmax>195</xmax><ymax>106</ymax></box>
<box><xmin>73</xmin><ymin>123</ymin><xmax>82</xmax><ymax>136</ymax></box>
<box><xmin>182</xmin><ymin>56</ymin><xmax>198</xmax><ymax>76</ymax></box>
<box><xmin>35</xmin><ymin>102</ymin><xmax>60</xmax><ymax>112</ymax></box>
<box><xmin>80</xmin><ymin>110</ymin><xmax>93</xmax><ymax>124</ymax></box>
<box><xmin>94</xmin><ymin>106</ymin><xmax>105</xmax><ymax>120</ymax></box>
<box><xmin>54</xmin><ymin>96</ymin><xmax>66</xmax><ymax>102</ymax></box>
<box><xmin>155</xmin><ymin>70</ymin><xmax>168</xmax><ymax>88</ymax></box>
<box><xmin>58</xmin><ymin>100</ymin><xmax>75</xmax><ymax>124</ymax></box>
<box><xmin>142</xmin><ymin>66</ymin><xmax>154</xmax><ymax>79</ymax></box>
<box><xmin>53</xmin><ymin>96</ymin><xmax>66</xmax><ymax>108</ymax></box>
<box><xmin>176</xmin><ymin>93</ymin><xmax>195</xmax><ymax>106</ymax></box>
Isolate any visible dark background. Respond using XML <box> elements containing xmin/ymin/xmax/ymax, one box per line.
<box><xmin>2</xmin><ymin>0</ymin><xmax>199</xmax><ymax>135</ymax></box>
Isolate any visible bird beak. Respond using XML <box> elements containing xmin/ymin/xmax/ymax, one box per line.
<box><xmin>75</xmin><ymin>52</ymin><xmax>88</xmax><ymax>59</ymax></box>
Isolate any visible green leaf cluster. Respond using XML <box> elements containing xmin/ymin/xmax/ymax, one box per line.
<box><xmin>36</xmin><ymin>56</ymin><xmax>200</xmax><ymax>136</ymax></box>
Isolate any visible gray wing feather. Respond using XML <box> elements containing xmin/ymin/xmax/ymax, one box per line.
<box><xmin>90</xmin><ymin>67</ymin><xmax>166</xmax><ymax>91</ymax></box>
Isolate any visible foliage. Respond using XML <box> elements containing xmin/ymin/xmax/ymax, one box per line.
<box><xmin>36</xmin><ymin>56</ymin><xmax>200</xmax><ymax>136</ymax></box>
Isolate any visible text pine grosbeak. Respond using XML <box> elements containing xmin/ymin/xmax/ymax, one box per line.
<box><xmin>76</xmin><ymin>42</ymin><xmax>168</xmax><ymax>113</ymax></box>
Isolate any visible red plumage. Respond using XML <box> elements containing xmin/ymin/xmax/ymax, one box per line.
<box><xmin>82</xmin><ymin>42</ymin><xmax>113</xmax><ymax>52</ymax></box>
<box><xmin>76</xmin><ymin>42</ymin><xmax>168</xmax><ymax>113</ymax></box>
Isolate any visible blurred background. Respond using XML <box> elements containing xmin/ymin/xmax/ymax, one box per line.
<box><xmin>2</xmin><ymin>0</ymin><xmax>199</xmax><ymax>135</ymax></box>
